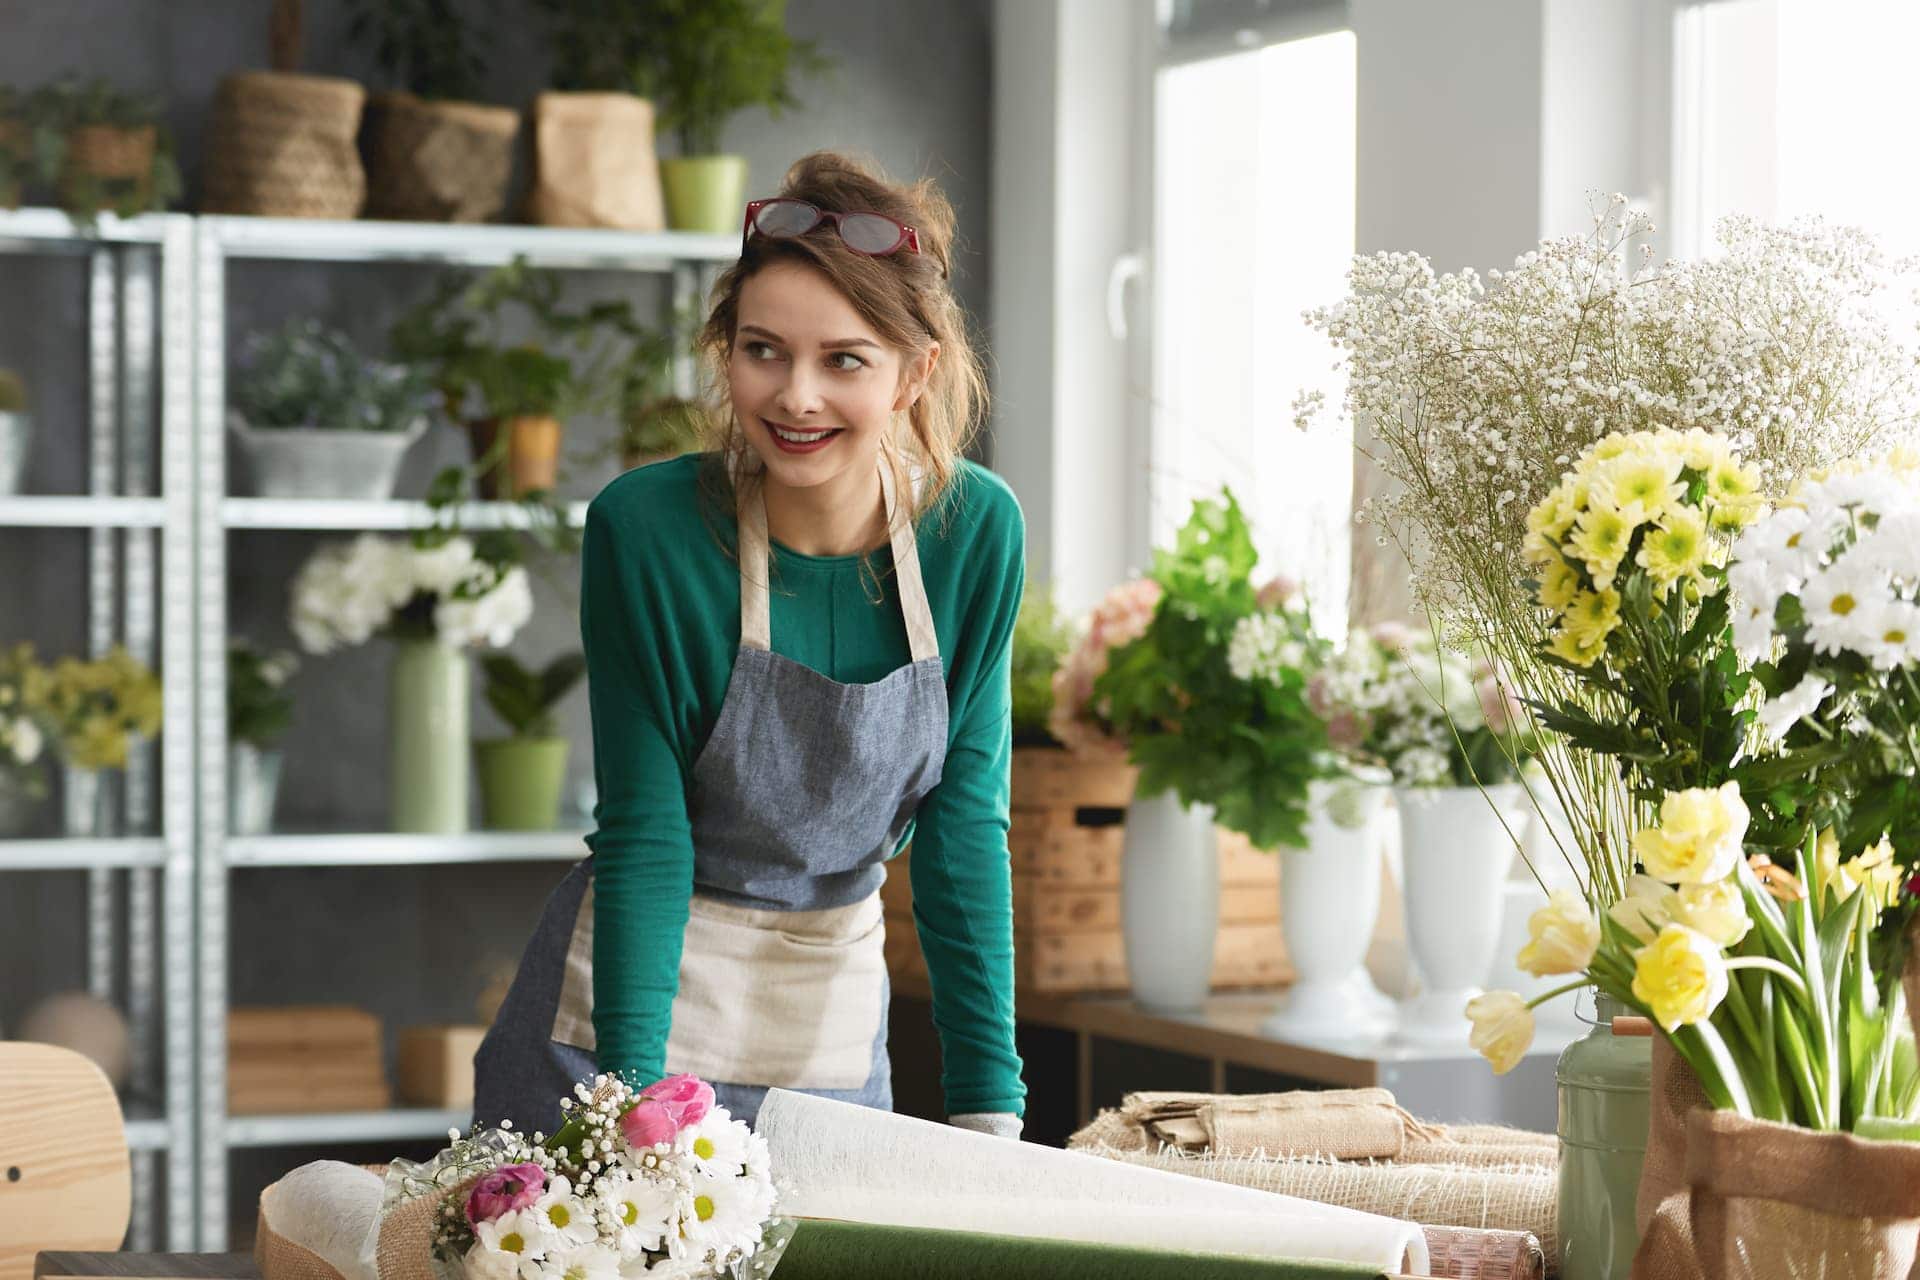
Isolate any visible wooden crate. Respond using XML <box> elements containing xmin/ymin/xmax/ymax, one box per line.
<box><xmin>395</xmin><ymin>1024</ymin><xmax>488</xmax><ymax>1108</ymax></box>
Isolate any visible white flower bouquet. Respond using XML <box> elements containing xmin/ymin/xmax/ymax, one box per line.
<box><xmin>390</xmin><ymin>1073</ymin><xmax>787</xmax><ymax>1280</ymax></box>
<box><xmin>290</xmin><ymin>533</ymin><xmax>534</xmax><ymax>655</ymax></box>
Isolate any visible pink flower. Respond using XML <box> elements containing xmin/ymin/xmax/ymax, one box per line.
<box><xmin>1050</xmin><ymin>580</ymin><xmax>1161</xmax><ymax>751</ymax></box>
<box><xmin>619</xmin><ymin>1097</ymin><xmax>678</xmax><ymax>1149</ymax></box>
<box><xmin>1369</xmin><ymin>620</ymin><xmax>1414</xmax><ymax>654</ymax></box>
<box><xmin>639</xmin><ymin>1072</ymin><xmax>715</xmax><ymax>1129</ymax></box>
<box><xmin>1256</xmin><ymin>575</ymin><xmax>1300</xmax><ymax>610</ymax></box>
<box><xmin>465</xmin><ymin>1162</ymin><xmax>545</xmax><ymax>1225</ymax></box>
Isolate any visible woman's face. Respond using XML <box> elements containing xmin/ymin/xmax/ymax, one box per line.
<box><xmin>728</xmin><ymin>260</ymin><xmax>932</xmax><ymax>496</ymax></box>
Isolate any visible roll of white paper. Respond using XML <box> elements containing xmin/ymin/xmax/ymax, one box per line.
<box><xmin>755</xmin><ymin>1090</ymin><xmax>1430</xmax><ymax>1274</ymax></box>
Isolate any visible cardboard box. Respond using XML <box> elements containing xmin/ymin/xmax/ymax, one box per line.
<box><xmin>395</xmin><ymin>1024</ymin><xmax>488</xmax><ymax>1109</ymax></box>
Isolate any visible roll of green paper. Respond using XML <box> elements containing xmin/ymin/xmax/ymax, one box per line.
<box><xmin>774</xmin><ymin>1219</ymin><xmax>1390</xmax><ymax>1280</ymax></box>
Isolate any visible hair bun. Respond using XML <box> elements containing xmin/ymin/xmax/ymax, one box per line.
<box><xmin>778</xmin><ymin>150</ymin><xmax>955</xmax><ymax>278</ymax></box>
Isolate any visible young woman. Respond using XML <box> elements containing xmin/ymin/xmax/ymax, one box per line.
<box><xmin>473</xmin><ymin>152</ymin><xmax>1027</xmax><ymax>1140</ymax></box>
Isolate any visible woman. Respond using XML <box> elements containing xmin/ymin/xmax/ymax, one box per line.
<box><xmin>473</xmin><ymin>152</ymin><xmax>1027</xmax><ymax>1141</ymax></box>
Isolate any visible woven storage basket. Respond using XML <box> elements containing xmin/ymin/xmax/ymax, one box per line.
<box><xmin>204</xmin><ymin>71</ymin><xmax>365</xmax><ymax>218</ymax></box>
<box><xmin>363</xmin><ymin>91</ymin><xmax>518</xmax><ymax>223</ymax></box>
<box><xmin>62</xmin><ymin>123</ymin><xmax>156</xmax><ymax>205</ymax></box>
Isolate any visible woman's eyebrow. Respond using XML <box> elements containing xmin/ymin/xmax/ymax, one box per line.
<box><xmin>739</xmin><ymin>323</ymin><xmax>880</xmax><ymax>351</ymax></box>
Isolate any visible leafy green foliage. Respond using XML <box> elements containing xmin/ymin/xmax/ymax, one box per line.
<box><xmin>0</xmin><ymin>369</ymin><xmax>24</xmax><ymax>414</ymax></box>
<box><xmin>482</xmin><ymin>651</ymin><xmax>587</xmax><ymax>737</ymax></box>
<box><xmin>1010</xmin><ymin>582</ymin><xmax>1073</xmax><ymax>747</ymax></box>
<box><xmin>0</xmin><ymin>77</ymin><xmax>181</xmax><ymax>229</ymax></box>
<box><xmin>1094</xmin><ymin>491</ymin><xmax>1334</xmax><ymax>850</ymax></box>
<box><xmin>228</xmin><ymin>642</ymin><xmax>298</xmax><ymax>747</ymax></box>
<box><xmin>346</xmin><ymin>0</ymin><xmax>495</xmax><ymax>103</ymax></box>
<box><xmin>234</xmin><ymin>319</ymin><xmax>438</xmax><ymax>433</ymax></box>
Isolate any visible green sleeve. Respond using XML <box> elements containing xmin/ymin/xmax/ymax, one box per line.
<box><xmin>580</xmin><ymin>496</ymin><xmax>694</xmax><ymax>1085</ymax></box>
<box><xmin>909</xmin><ymin>470</ymin><xmax>1029</xmax><ymax>1117</ymax></box>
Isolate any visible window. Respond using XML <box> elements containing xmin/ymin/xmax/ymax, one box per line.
<box><xmin>1150</xmin><ymin>26</ymin><xmax>1357</xmax><ymax>631</ymax></box>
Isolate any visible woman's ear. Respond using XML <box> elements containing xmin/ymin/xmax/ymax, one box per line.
<box><xmin>893</xmin><ymin>342</ymin><xmax>941</xmax><ymax>412</ymax></box>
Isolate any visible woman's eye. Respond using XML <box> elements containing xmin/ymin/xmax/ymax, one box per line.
<box><xmin>827</xmin><ymin>352</ymin><xmax>867</xmax><ymax>372</ymax></box>
<box><xmin>743</xmin><ymin>341</ymin><xmax>781</xmax><ymax>361</ymax></box>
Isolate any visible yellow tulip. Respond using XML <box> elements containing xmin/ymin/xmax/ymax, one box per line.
<box><xmin>1664</xmin><ymin>878</ymin><xmax>1751</xmax><ymax>948</ymax></box>
<box><xmin>1518</xmin><ymin>889</ymin><xmax>1601</xmax><ymax>976</ymax></box>
<box><xmin>1631</xmin><ymin>924</ymin><xmax>1730</xmax><ymax>1031</ymax></box>
<box><xmin>1608</xmin><ymin>873</ymin><xmax>1673</xmax><ymax>944</ymax></box>
<box><xmin>1634</xmin><ymin>783</ymin><xmax>1749</xmax><ymax>884</ymax></box>
<box><xmin>1467</xmin><ymin>990</ymin><xmax>1535</xmax><ymax>1075</ymax></box>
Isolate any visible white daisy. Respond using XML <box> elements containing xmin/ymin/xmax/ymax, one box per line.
<box><xmin>680</xmin><ymin>1111</ymin><xmax>753</xmax><ymax>1180</ymax></box>
<box><xmin>537</xmin><ymin>1243</ymin><xmax>621</xmax><ymax>1280</ymax></box>
<box><xmin>1802</xmin><ymin>561</ymin><xmax>1891</xmax><ymax>657</ymax></box>
<box><xmin>1852</xmin><ymin>600</ymin><xmax>1920</xmax><ymax>670</ymax></box>
<box><xmin>598</xmin><ymin>1170</ymin><xmax>681</xmax><ymax>1258</ymax></box>
<box><xmin>1755</xmin><ymin>674</ymin><xmax>1833</xmax><ymax>744</ymax></box>
<box><xmin>679</xmin><ymin>1172</ymin><xmax>772</xmax><ymax>1258</ymax></box>
<box><xmin>530</xmin><ymin>1175</ymin><xmax>600</xmax><ymax>1248</ymax></box>
<box><xmin>473</xmin><ymin>1208</ymin><xmax>553</xmax><ymax>1271</ymax></box>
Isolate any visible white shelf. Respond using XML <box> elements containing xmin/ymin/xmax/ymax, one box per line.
<box><xmin>123</xmin><ymin>1098</ymin><xmax>172</xmax><ymax>1152</ymax></box>
<box><xmin>0</xmin><ymin>207</ymin><xmax>176</xmax><ymax>251</ymax></box>
<box><xmin>201</xmin><ymin>213</ymin><xmax>738</xmax><ymax>270</ymax></box>
<box><xmin>0</xmin><ymin>495</ymin><xmax>168</xmax><ymax>528</ymax></box>
<box><xmin>226</xmin><ymin>830</ymin><xmax>590</xmax><ymax>867</ymax></box>
<box><xmin>222</xmin><ymin>497</ymin><xmax>589</xmax><ymax>531</ymax></box>
<box><xmin>224</xmin><ymin>1106</ymin><xmax>471</xmax><ymax>1148</ymax></box>
<box><xmin>0</xmin><ymin>837</ymin><xmax>170</xmax><ymax>870</ymax></box>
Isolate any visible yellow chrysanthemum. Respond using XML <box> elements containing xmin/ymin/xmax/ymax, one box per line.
<box><xmin>1549</xmin><ymin>626</ymin><xmax>1604</xmax><ymax>667</ymax></box>
<box><xmin>1570</xmin><ymin>499</ymin><xmax>1640</xmax><ymax>589</ymax></box>
<box><xmin>1600</xmin><ymin>453</ymin><xmax>1686</xmax><ymax>520</ymax></box>
<box><xmin>1637</xmin><ymin>508</ymin><xmax>1709</xmax><ymax>591</ymax></box>
<box><xmin>1678</xmin><ymin>429</ymin><xmax>1730</xmax><ymax>472</ymax></box>
<box><xmin>1561</xmin><ymin>587</ymin><xmax>1623</xmax><ymax>650</ymax></box>
<box><xmin>1537</xmin><ymin>558</ymin><xmax>1581</xmax><ymax>610</ymax></box>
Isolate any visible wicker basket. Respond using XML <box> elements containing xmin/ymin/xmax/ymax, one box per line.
<box><xmin>203</xmin><ymin>71</ymin><xmax>365</xmax><ymax>218</ymax></box>
<box><xmin>61</xmin><ymin>123</ymin><xmax>156</xmax><ymax>206</ymax></box>
<box><xmin>363</xmin><ymin>91</ymin><xmax>518</xmax><ymax>223</ymax></box>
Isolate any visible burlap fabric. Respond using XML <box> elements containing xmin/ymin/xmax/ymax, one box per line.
<box><xmin>1111</xmin><ymin>1087</ymin><xmax>1440</xmax><ymax>1159</ymax></box>
<box><xmin>524</xmin><ymin>92</ymin><xmax>664</xmax><ymax>231</ymax></box>
<box><xmin>1635</xmin><ymin>1036</ymin><xmax>1708</xmax><ymax>1238</ymax></box>
<box><xmin>363</xmin><ymin>92</ymin><xmax>518</xmax><ymax>223</ymax></box>
<box><xmin>257</xmin><ymin>1165</ymin><xmax>479</xmax><ymax>1280</ymax></box>
<box><xmin>203</xmin><ymin>71</ymin><xmax>365</xmax><ymax>218</ymax></box>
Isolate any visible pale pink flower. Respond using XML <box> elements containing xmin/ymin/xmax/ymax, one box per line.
<box><xmin>1256</xmin><ymin>574</ymin><xmax>1301</xmax><ymax>610</ymax></box>
<box><xmin>1369</xmin><ymin>619</ymin><xmax>1414</xmax><ymax>654</ymax></box>
<box><xmin>1475</xmin><ymin>670</ymin><xmax>1526</xmax><ymax>736</ymax></box>
<box><xmin>638</xmin><ymin>1072</ymin><xmax>714</xmax><ymax>1130</ymax></box>
<box><xmin>619</xmin><ymin>1098</ymin><xmax>678</xmax><ymax>1149</ymax></box>
<box><xmin>465</xmin><ymin>1162</ymin><xmax>546</xmax><ymax>1225</ymax></box>
<box><xmin>1049</xmin><ymin>579</ymin><xmax>1161</xmax><ymax>751</ymax></box>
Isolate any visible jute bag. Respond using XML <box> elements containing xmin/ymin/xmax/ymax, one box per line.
<box><xmin>363</xmin><ymin>92</ymin><xmax>519</xmax><ymax>223</ymax></box>
<box><xmin>523</xmin><ymin>91</ymin><xmax>665</xmax><ymax>230</ymax></box>
<box><xmin>257</xmin><ymin>1161</ymin><xmax>480</xmax><ymax>1280</ymax></box>
<box><xmin>203</xmin><ymin>71</ymin><xmax>366</xmax><ymax>217</ymax></box>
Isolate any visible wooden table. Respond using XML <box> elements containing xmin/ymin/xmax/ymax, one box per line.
<box><xmin>896</xmin><ymin>977</ymin><xmax>1568</xmax><ymax>1133</ymax></box>
<box><xmin>37</xmin><ymin>1256</ymin><xmax>256</xmax><ymax>1280</ymax></box>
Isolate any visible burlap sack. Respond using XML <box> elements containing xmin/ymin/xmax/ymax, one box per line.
<box><xmin>1113</xmin><ymin>1087</ymin><xmax>1436</xmax><ymax>1159</ymax></box>
<box><xmin>524</xmin><ymin>91</ymin><xmax>664</xmax><ymax>231</ymax></box>
<box><xmin>1634</xmin><ymin>1109</ymin><xmax>1920</xmax><ymax>1280</ymax></box>
<box><xmin>363</xmin><ymin>92</ymin><xmax>518</xmax><ymax>223</ymax></box>
<box><xmin>203</xmin><ymin>71</ymin><xmax>366</xmax><ymax>217</ymax></box>
<box><xmin>1635</xmin><ymin>1035</ymin><xmax>1708</xmax><ymax>1237</ymax></box>
<box><xmin>372</xmin><ymin>1174</ymin><xmax>479</xmax><ymax>1280</ymax></box>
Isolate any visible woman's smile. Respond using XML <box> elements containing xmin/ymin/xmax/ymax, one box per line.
<box><xmin>763</xmin><ymin>418</ymin><xmax>845</xmax><ymax>453</ymax></box>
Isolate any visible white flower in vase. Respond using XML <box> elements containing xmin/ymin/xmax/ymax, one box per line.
<box><xmin>407</xmin><ymin>536</ymin><xmax>480</xmax><ymax>598</ymax></box>
<box><xmin>3</xmin><ymin>715</ymin><xmax>42</xmax><ymax>765</ymax></box>
<box><xmin>437</xmin><ymin>565</ymin><xmax>534</xmax><ymax>649</ymax></box>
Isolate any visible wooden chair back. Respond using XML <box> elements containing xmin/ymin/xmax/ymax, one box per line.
<box><xmin>0</xmin><ymin>1042</ymin><xmax>131</xmax><ymax>1280</ymax></box>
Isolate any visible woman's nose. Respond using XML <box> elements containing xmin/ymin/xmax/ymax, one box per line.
<box><xmin>774</xmin><ymin>365</ymin><xmax>825</xmax><ymax>418</ymax></box>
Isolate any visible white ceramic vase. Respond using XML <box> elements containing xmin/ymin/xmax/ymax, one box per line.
<box><xmin>1395</xmin><ymin>782</ymin><xmax>1528</xmax><ymax>1044</ymax></box>
<box><xmin>1262</xmin><ymin>774</ymin><xmax>1395</xmax><ymax>1039</ymax></box>
<box><xmin>1121</xmin><ymin>789</ymin><xmax>1219</xmax><ymax>1013</ymax></box>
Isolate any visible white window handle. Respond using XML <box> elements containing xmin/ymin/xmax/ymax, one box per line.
<box><xmin>1107</xmin><ymin>252</ymin><xmax>1146</xmax><ymax>341</ymax></box>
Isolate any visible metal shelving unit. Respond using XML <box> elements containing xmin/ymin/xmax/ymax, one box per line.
<box><xmin>191</xmin><ymin>213</ymin><xmax>735</xmax><ymax>1250</ymax></box>
<box><xmin>0</xmin><ymin>208</ymin><xmax>198</xmax><ymax>1252</ymax></box>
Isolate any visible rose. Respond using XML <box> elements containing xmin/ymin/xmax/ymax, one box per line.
<box><xmin>1048</xmin><ymin>579</ymin><xmax>1162</xmax><ymax>751</ymax></box>
<box><xmin>619</xmin><ymin>1098</ymin><xmax>678</xmax><ymax>1149</ymax></box>
<box><xmin>1466</xmin><ymin>990</ymin><xmax>1534</xmax><ymax>1074</ymax></box>
<box><xmin>1516</xmin><ymin>888</ymin><xmax>1600</xmax><ymax>976</ymax></box>
<box><xmin>639</xmin><ymin>1072</ymin><xmax>715</xmax><ymax>1130</ymax></box>
<box><xmin>465</xmin><ymin>1162</ymin><xmax>546</xmax><ymax>1225</ymax></box>
<box><xmin>1631</xmin><ymin>924</ymin><xmax>1731</xmax><ymax>1031</ymax></box>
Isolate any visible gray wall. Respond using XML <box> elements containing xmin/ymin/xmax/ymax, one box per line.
<box><xmin>0</xmin><ymin>0</ymin><xmax>991</xmax><ymax>1226</ymax></box>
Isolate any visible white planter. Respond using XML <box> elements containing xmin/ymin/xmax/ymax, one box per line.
<box><xmin>1261</xmin><ymin>775</ymin><xmax>1396</xmax><ymax>1039</ymax></box>
<box><xmin>228</xmin><ymin>742</ymin><xmax>284</xmax><ymax>836</ymax></box>
<box><xmin>0</xmin><ymin>411</ymin><xmax>29</xmax><ymax>494</ymax></box>
<box><xmin>1121</xmin><ymin>789</ymin><xmax>1219</xmax><ymax>1013</ymax></box>
<box><xmin>229</xmin><ymin>412</ymin><xmax>425</xmax><ymax>500</ymax></box>
<box><xmin>1394</xmin><ymin>782</ymin><xmax>1529</xmax><ymax>1044</ymax></box>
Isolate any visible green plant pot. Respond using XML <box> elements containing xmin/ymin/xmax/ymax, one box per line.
<box><xmin>475</xmin><ymin>736</ymin><xmax>570</xmax><ymax>831</ymax></box>
<box><xmin>391</xmin><ymin>638</ymin><xmax>470</xmax><ymax>833</ymax></box>
<box><xmin>660</xmin><ymin>155</ymin><xmax>748</xmax><ymax>234</ymax></box>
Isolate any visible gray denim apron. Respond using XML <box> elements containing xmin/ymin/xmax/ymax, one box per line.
<box><xmin>473</xmin><ymin>456</ymin><xmax>948</xmax><ymax>1136</ymax></box>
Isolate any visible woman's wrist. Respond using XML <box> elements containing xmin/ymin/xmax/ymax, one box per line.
<box><xmin>948</xmin><ymin>1111</ymin><xmax>1022</xmax><ymax>1139</ymax></box>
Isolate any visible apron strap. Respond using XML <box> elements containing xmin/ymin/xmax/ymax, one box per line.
<box><xmin>735</xmin><ymin>450</ymin><xmax>942</xmax><ymax>664</ymax></box>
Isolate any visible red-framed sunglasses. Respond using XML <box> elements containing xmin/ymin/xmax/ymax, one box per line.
<box><xmin>742</xmin><ymin>197</ymin><xmax>922</xmax><ymax>258</ymax></box>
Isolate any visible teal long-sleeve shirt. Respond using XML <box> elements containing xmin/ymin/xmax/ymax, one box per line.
<box><xmin>580</xmin><ymin>453</ymin><xmax>1027</xmax><ymax>1118</ymax></box>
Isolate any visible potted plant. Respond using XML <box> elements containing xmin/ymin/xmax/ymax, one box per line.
<box><xmin>228</xmin><ymin>318</ymin><xmax>437</xmax><ymax>500</ymax></box>
<box><xmin>392</xmin><ymin>257</ymin><xmax>626</xmax><ymax>499</ymax></box>
<box><xmin>0</xmin><ymin>368</ymin><xmax>28</xmax><ymax>494</ymax></box>
<box><xmin>623</xmin><ymin>0</ymin><xmax>832</xmax><ymax>233</ymax></box>
<box><xmin>35</xmin><ymin>646</ymin><xmax>163</xmax><ymax>837</ymax></box>
<box><xmin>607</xmin><ymin>307</ymin><xmax>710</xmax><ymax>470</ymax></box>
<box><xmin>345</xmin><ymin>0</ymin><xmax>520</xmax><ymax>223</ymax></box>
<box><xmin>204</xmin><ymin>0</ymin><xmax>367</xmax><ymax>219</ymax></box>
<box><xmin>10</xmin><ymin>77</ymin><xmax>183</xmax><ymax>232</ymax></box>
<box><xmin>475</xmin><ymin>651</ymin><xmax>585</xmax><ymax>830</ymax></box>
<box><xmin>228</xmin><ymin>642</ymin><xmax>299</xmax><ymax>836</ymax></box>
<box><xmin>0</xmin><ymin>84</ymin><xmax>52</xmax><ymax>210</ymax></box>
<box><xmin>291</xmin><ymin>530</ymin><xmax>533</xmax><ymax>833</ymax></box>
<box><xmin>0</xmin><ymin>642</ymin><xmax>50</xmax><ymax>837</ymax></box>
<box><xmin>522</xmin><ymin>0</ymin><xmax>668</xmax><ymax>230</ymax></box>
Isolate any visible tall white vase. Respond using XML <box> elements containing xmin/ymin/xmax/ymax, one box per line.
<box><xmin>1395</xmin><ymin>783</ymin><xmax>1528</xmax><ymax>1044</ymax></box>
<box><xmin>1262</xmin><ymin>775</ymin><xmax>1395</xmax><ymax>1039</ymax></box>
<box><xmin>1121</xmin><ymin>789</ymin><xmax>1220</xmax><ymax>1013</ymax></box>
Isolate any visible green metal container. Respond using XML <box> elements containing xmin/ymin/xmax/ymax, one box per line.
<box><xmin>1557</xmin><ymin>993</ymin><xmax>1652</xmax><ymax>1280</ymax></box>
<box><xmin>390</xmin><ymin>637</ymin><xmax>470</xmax><ymax>834</ymax></box>
<box><xmin>476</xmin><ymin>736</ymin><xmax>570</xmax><ymax>831</ymax></box>
<box><xmin>661</xmin><ymin>154</ymin><xmax>748</xmax><ymax>234</ymax></box>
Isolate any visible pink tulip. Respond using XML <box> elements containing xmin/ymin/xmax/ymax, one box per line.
<box><xmin>619</xmin><ymin>1097</ymin><xmax>679</xmax><ymax>1148</ymax></box>
<box><xmin>465</xmin><ymin>1162</ymin><xmax>545</xmax><ymax>1225</ymax></box>
<box><xmin>640</xmin><ymin>1072</ymin><xmax>716</xmax><ymax>1129</ymax></box>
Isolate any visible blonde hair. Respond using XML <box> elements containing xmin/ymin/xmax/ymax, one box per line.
<box><xmin>697</xmin><ymin>150</ymin><xmax>988</xmax><ymax>529</ymax></box>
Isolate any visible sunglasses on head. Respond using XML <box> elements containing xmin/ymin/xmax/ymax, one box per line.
<box><xmin>742</xmin><ymin>197</ymin><xmax>922</xmax><ymax>258</ymax></box>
